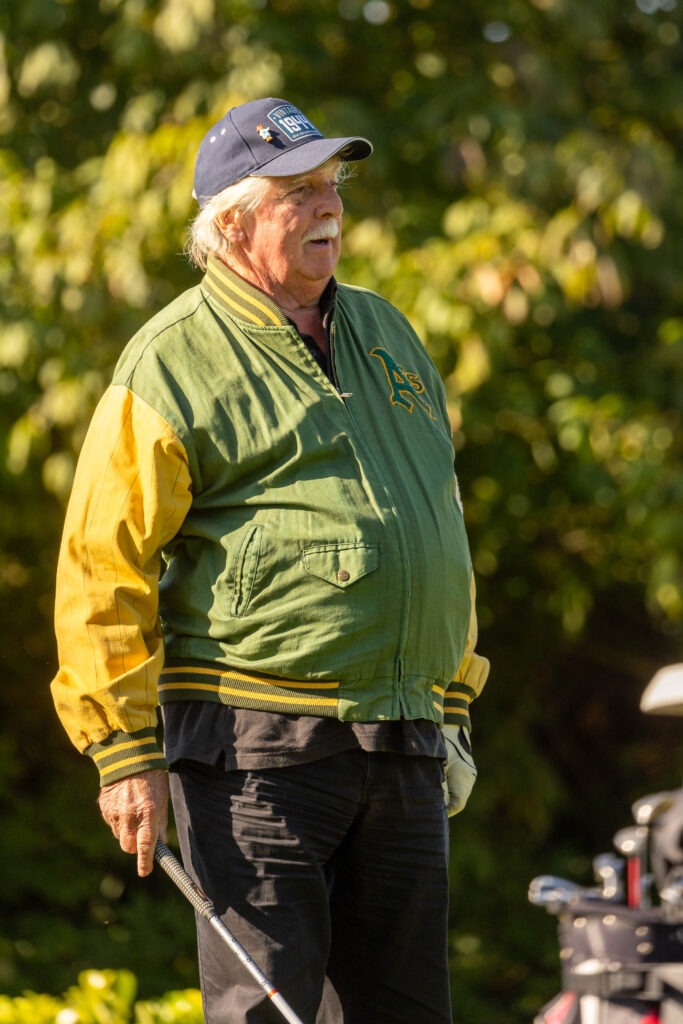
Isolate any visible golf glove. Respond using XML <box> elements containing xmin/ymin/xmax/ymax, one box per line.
<box><xmin>442</xmin><ymin>724</ymin><xmax>477</xmax><ymax>817</ymax></box>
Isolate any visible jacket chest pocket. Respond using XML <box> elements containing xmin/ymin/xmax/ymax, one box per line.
<box><xmin>301</xmin><ymin>542</ymin><xmax>379</xmax><ymax>589</ymax></box>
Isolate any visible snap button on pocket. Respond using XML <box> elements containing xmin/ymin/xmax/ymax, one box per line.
<box><xmin>302</xmin><ymin>543</ymin><xmax>379</xmax><ymax>588</ymax></box>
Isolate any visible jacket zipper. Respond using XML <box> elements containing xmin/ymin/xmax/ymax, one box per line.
<box><xmin>328</xmin><ymin>321</ymin><xmax>352</xmax><ymax>399</ymax></box>
<box><xmin>327</xmin><ymin>314</ymin><xmax>410</xmax><ymax>714</ymax></box>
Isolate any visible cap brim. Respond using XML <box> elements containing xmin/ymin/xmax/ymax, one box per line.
<box><xmin>640</xmin><ymin>663</ymin><xmax>683</xmax><ymax>715</ymax></box>
<box><xmin>250</xmin><ymin>136</ymin><xmax>373</xmax><ymax>178</ymax></box>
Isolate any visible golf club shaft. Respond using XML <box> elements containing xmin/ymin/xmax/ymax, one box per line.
<box><xmin>154</xmin><ymin>840</ymin><xmax>305</xmax><ymax>1024</ymax></box>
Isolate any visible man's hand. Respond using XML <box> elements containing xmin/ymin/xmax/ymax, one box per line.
<box><xmin>98</xmin><ymin>768</ymin><xmax>169</xmax><ymax>877</ymax></box>
<box><xmin>442</xmin><ymin>725</ymin><xmax>477</xmax><ymax>817</ymax></box>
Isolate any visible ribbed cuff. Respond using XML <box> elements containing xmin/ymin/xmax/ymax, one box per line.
<box><xmin>444</xmin><ymin>652</ymin><xmax>490</xmax><ymax>728</ymax></box>
<box><xmin>443</xmin><ymin>683</ymin><xmax>476</xmax><ymax>729</ymax></box>
<box><xmin>86</xmin><ymin>727</ymin><xmax>168</xmax><ymax>786</ymax></box>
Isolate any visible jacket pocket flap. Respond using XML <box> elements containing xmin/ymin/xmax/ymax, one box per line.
<box><xmin>302</xmin><ymin>543</ymin><xmax>379</xmax><ymax>588</ymax></box>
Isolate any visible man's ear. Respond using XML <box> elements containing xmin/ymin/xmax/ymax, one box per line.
<box><xmin>216</xmin><ymin>208</ymin><xmax>246</xmax><ymax>245</ymax></box>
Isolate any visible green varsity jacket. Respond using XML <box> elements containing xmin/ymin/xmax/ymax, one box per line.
<box><xmin>51</xmin><ymin>258</ymin><xmax>489</xmax><ymax>784</ymax></box>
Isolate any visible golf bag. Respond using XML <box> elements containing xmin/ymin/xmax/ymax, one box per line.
<box><xmin>532</xmin><ymin>791</ymin><xmax>683</xmax><ymax>1024</ymax></box>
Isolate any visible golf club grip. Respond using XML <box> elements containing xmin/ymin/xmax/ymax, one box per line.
<box><xmin>154</xmin><ymin>840</ymin><xmax>215</xmax><ymax>920</ymax></box>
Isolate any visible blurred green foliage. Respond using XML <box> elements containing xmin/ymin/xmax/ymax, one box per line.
<box><xmin>0</xmin><ymin>969</ymin><xmax>203</xmax><ymax>1023</ymax></box>
<box><xmin>2</xmin><ymin>0</ymin><xmax>683</xmax><ymax>1021</ymax></box>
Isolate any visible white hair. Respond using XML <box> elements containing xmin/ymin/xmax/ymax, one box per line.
<box><xmin>185</xmin><ymin>158</ymin><xmax>352</xmax><ymax>271</ymax></box>
<box><xmin>185</xmin><ymin>176</ymin><xmax>271</xmax><ymax>271</ymax></box>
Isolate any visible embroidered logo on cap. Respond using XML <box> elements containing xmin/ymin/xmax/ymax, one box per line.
<box><xmin>267</xmin><ymin>103</ymin><xmax>323</xmax><ymax>143</ymax></box>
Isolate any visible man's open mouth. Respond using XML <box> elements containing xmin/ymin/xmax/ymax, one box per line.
<box><xmin>303</xmin><ymin>225</ymin><xmax>339</xmax><ymax>245</ymax></box>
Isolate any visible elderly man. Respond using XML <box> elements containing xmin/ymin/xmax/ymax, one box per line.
<box><xmin>51</xmin><ymin>97</ymin><xmax>489</xmax><ymax>1024</ymax></box>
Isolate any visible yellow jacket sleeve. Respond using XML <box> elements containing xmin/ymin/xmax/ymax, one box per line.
<box><xmin>50</xmin><ymin>384</ymin><xmax>192</xmax><ymax>785</ymax></box>
<box><xmin>443</xmin><ymin>573</ymin><xmax>490</xmax><ymax>730</ymax></box>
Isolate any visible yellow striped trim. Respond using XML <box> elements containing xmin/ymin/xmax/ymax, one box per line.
<box><xmin>446</xmin><ymin>683</ymin><xmax>477</xmax><ymax>704</ymax></box>
<box><xmin>86</xmin><ymin>728</ymin><xmax>167</xmax><ymax>785</ymax></box>
<box><xmin>159</xmin><ymin>662</ymin><xmax>343</xmax><ymax>713</ymax></box>
<box><xmin>159</xmin><ymin>681</ymin><xmax>338</xmax><ymax>708</ymax></box>
<box><xmin>161</xmin><ymin>664</ymin><xmax>340</xmax><ymax>689</ymax></box>
<box><xmin>91</xmin><ymin>738</ymin><xmax>159</xmax><ymax>764</ymax></box>
<box><xmin>430</xmin><ymin>683</ymin><xmax>445</xmax><ymax>715</ymax></box>
<box><xmin>99</xmin><ymin>751</ymin><xmax>166</xmax><ymax>775</ymax></box>
<box><xmin>444</xmin><ymin>696</ymin><xmax>471</xmax><ymax>708</ymax></box>
<box><xmin>209</xmin><ymin>274</ymin><xmax>281</xmax><ymax>325</ymax></box>
<box><xmin>204</xmin><ymin>258</ymin><xmax>285</xmax><ymax>327</ymax></box>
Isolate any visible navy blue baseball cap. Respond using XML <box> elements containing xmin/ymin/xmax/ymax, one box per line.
<box><xmin>193</xmin><ymin>97</ymin><xmax>373</xmax><ymax>205</ymax></box>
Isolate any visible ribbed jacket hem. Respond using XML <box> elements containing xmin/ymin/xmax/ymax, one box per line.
<box><xmin>159</xmin><ymin>660</ymin><xmax>342</xmax><ymax>716</ymax></box>
<box><xmin>158</xmin><ymin>658</ymin><xmax>450</xmax><ymax>724</ymax></box>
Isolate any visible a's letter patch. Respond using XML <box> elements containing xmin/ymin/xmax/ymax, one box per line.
<box><xmin>370</xmin><ymin>347</ymin><xmax>435</xmax><ymax>419</ymax></box>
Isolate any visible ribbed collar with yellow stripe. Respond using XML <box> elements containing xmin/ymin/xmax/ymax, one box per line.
<box><xmin>202</xmin><ymin>255</ymin><xmax>336</xmax><ymax>328</ymax></box>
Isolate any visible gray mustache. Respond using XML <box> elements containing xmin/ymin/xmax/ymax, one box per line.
<box><xmin>303</xmin><ymin>223</ymin><xmax>339</xmax><ymax>242</ymax></box>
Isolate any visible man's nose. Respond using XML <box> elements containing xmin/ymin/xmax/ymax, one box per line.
<box><xmin>316</xmin><ymin>186</ymin><xmax>343</xmax><ymax>217</ymax></box>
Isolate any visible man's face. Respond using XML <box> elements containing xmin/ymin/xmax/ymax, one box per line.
<box><xmin>233</xmin><ymin>161</ymin><xmax>344</xmax><ymax>303</ymax></box>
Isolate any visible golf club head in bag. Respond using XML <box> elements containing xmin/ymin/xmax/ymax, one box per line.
<box><xmin>660</xmin><ymin>868</ymin><xmax>683</xmax><ymax>910</ymax></box>
<box><xmin>528</xmin><ymin>875</ymin><xmax>603</xmax><ymax>912</ymax></box>
<box><xmin>593</xmin><ymin>853</ymin><xmax>626</xmax><ymax>903</ymax></box>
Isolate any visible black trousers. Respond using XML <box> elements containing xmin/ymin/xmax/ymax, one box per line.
<box><xmin>169</xmin><ymin>750</ymin><xmax>452</xmax><ymax>1024</ymax></box>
